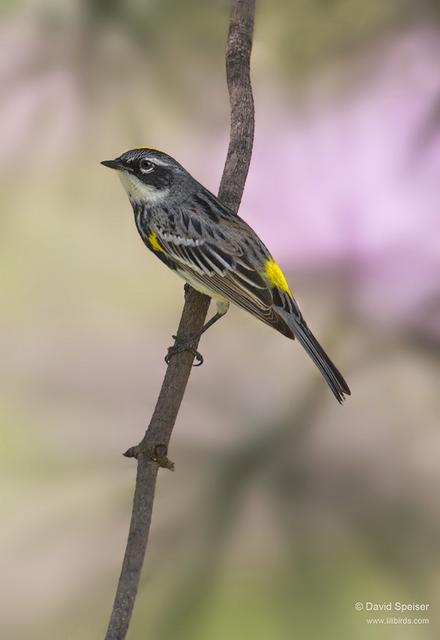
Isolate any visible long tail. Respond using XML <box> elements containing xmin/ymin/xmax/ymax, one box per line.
<box><xmin>289</xmin><ymin>314</ymin><xmax>351</xmax><ymax>403</ymax></box>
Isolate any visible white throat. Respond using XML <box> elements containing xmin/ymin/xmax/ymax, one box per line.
<box><xmin>118</xmin><ymin>171</ymin><xmax>168</xmax><ymax>205</ymax></box>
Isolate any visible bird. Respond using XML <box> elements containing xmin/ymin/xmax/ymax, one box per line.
<box><xmin>101</xmin><ymin>148</ymin><xmax>351</xmax><ymax>403</ymax></box>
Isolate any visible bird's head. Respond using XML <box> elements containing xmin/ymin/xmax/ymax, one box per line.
<box><xmin>101</xmin><ymin>148</ymin><xmax>192</xmax><ymax>206</ymax></box>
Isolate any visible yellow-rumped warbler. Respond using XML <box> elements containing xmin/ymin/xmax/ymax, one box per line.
<box><xmin>101</xmin><ymin>148</ymin><xmax>351</xmax><ymax>402</ymax></box>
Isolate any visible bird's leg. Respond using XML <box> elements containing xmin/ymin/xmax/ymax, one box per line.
<box><xmin>165</xmin><ymin>309</ymin><xmax>227</xmax><ymax>367</ymax></box>
<box><xmin>197</xmin><ymin>311</ymin><xmax>225</xmax><ymax>337</ymax></box>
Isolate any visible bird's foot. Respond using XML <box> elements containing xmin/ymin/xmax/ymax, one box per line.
<box><xmin>165</xmin><ymin>335</ymin><xmax>204</xmax><ymax>366</ymax></box>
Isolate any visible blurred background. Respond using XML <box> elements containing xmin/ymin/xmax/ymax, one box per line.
<box><xmin>1</xmin><ymin>1</ymin><xmax>440</xmax><ymax>638</ymax></box>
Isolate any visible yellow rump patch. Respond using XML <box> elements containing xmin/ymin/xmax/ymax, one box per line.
<box><xmin>148</xmin><ymin>231</ymin><xmax>164</xmax><ymax>253</ymax></box>
<box><xmin>264</xmin><ymin>258</ymin><xmax>292</xmax><ymax>295</ymax></box>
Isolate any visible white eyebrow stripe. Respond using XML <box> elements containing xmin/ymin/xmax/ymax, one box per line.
<box><xmin>126</xmin><ymin>155</ymin><xmax>171</xmax><ymax>168</ymax></box>
<box><xmin>146</xmin><ymin>157</ymin><xmax>170</xmax><ymax>167</ymax></box>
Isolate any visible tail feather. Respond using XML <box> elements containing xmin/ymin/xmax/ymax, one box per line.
<box><xmin>289</xmin><ymin>315</ymin><xmax>351</xmax><ymax>403</ymax></box>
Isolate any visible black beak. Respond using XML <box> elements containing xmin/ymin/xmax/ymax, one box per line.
<box><xmin>101</xmin><ymin>159</ymin><xmax>124</xmax><ymax>170</ymax></box>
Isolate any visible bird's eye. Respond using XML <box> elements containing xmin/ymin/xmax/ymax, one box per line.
<box><xmin>139</xmin><ymin>159</ymin><xmax>155</xmax><ymax>174</ymax></box>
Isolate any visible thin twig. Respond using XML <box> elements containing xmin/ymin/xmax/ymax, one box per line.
<box><xmin>104</xmin><ymin>1</ymin><xmax>255</xmax><ymax>638</ymax></box>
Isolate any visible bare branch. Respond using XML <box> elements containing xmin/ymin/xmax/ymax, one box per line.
<box><xmin>104</xmin><ymin>1</ymin><xmax>255</xmax><ymax>638</ymax></box>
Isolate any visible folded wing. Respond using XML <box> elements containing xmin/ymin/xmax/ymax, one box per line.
<box><xmin>150</xmin><ymin>209</ymin><xmax>294</xmax><ymax>338</ymax></box>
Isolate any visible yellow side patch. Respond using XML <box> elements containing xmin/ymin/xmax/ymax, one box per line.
<box><xmin>148</xmin><ymin>231</ymin><xmax>164</xmax><ymax>253</ymax></box>
<box><xmin>264</xmin><ymin>258</ymin><xmax>292</xmax><ymax>294</ymax></box>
